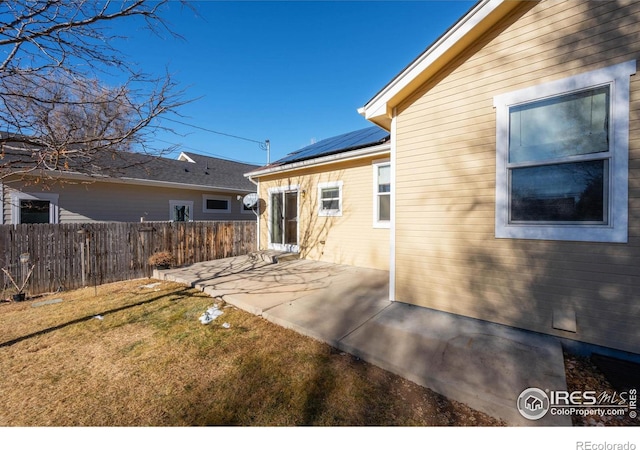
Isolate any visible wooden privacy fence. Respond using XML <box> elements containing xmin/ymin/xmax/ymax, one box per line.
<box><xmin>0</xmin><ymin>221</ymin><xmax>256</xmax><ymax>297</ymax></box>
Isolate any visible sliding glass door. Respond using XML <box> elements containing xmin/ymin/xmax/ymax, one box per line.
<box><xmin>269</xmin><ymin>189</ymin><xmax>298</xmax><ymax>252</ymax></box>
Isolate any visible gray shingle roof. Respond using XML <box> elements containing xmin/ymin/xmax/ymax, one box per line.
<box><xmin>1</xmin><ymin>144</ymin><xmax>258</xmax><ymax>192</ymax></box>
<box><xmin>175</xmin><ymin>152</ymin><xmax>259</xmax><ymax>191</ymax></box>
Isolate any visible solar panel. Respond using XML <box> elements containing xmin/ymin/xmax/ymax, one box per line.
<box><xmin>274</xmin><ymin>126</ymin><xmax>389</xmax><ymax>165</ymax></box>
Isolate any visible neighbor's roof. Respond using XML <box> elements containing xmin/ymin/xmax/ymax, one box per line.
<box><xmin>172</xmin><ymin>152</ymin><xmax>259</xmax><ymax>191</ymax></box>
<box><xmin>246</xmin><ymin>126</ymin><xmax>390</xmax><ymax>178</ymax></box>
<box><xmin>1</xmin><ymin>143</ymin><xmax>258</xmax><ymax>192</ymax></box>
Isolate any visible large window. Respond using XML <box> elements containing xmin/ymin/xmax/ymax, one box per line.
<box><xmin>494</xmin><ymin>60</ymin><xmax>635</xmax><ymax>242</ymax></box>
<box><xmin>373</xmin><ymin>161</ymin><xmax>390</xmax><ymax>228</ymax></box>
<box><xmin>11</xmin><ymin>192</ymin><xmax>59</xmax><ymax>224</ymax></box>
<box><xmin>317</xmin><ymin>181</ymin><xmax>343</xmax><ymax>217</ymax></box>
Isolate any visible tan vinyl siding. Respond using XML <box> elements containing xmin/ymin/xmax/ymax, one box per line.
<box><xmin>257</xmin><ymin>156</ymin><xmax>390</xmax><ymax>271</ymax></box>
<box><xmin>394</xmin><ymin>0</ymin><xmax>640</xmax><ymax>353</ymax></box>
<box><xmin>1</xmin><ymin>178</ymin><xmax>252</xmax><ymax>223</ymax></box>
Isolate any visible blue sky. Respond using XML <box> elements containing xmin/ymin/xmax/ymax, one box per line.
<box><xmin>111</xmin><ymin>1</ymin><xmax>475</xmax><ymax>165</ymax></box>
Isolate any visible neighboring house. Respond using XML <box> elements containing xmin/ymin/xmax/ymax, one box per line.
<box><xmin>1</xmin><ymin>146</ymin><xmax>258</xmax><ymax>224</ymax></box>
<box><xmin>250</xmin><ymin>0</ymin><xmax>640</xmax><ymax>357</ymax></box>
<box><xmin>245</xmin><ymin>126</ymin><xmax>391</xmax><ymax>270</ymax></box>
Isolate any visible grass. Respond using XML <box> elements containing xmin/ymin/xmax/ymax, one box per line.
<box><xmin>0</xmin><ymin>279</ymin><xmax>504</xmax><ymax>427</ymax></box>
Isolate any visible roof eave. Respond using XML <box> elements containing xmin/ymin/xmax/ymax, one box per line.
<box><xmin>245</xmin><ymin>141</ymin><xmax>391</xmax><ymax>179</ymax></box>
<box><xmin>359</xmin><ymin>0</ymin><xmax>528</xmax><ymax>129</ymax></box>
<box><xmin>10</xmin><ymin>170</ymin><xmax>254</xmax><ymax>193</ymax></box>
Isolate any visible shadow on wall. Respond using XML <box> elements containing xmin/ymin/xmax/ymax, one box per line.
<box><xmin>399</xmin><ymin>1</ymin><xmax>640</xmax><ymax>355</ymax></box>
<box><xmin>263</xmin><ymin>173</ymin><xmax>345</xmax><ymax>262</ymax></box>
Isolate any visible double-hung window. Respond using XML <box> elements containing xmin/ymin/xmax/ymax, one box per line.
<box><xmin>373</xmin><ymin>161</ymin><xmax>391</xmax><ymax>228</ymax></box>
<box><xmin>318</xmin><ymin>181</ymin><xmax>342</xmax><ymax>217</ymax></box>
<box><xmin>494</xmin><ymin>60</ymin><xmax>635</xmax><ymax>243</ymax></box>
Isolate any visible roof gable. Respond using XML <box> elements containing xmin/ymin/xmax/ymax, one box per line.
<box><xmin>359</xmin><ymin>0</ymin><xmax>528</xmax><ymax>130</ymax></box>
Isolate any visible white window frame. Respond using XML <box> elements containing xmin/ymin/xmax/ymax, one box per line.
<box><xmin>373</xmin><ymin>159</ymin><xmax>391</xmax><ymax>228</ymax></box>
<box><xmin>493</xmin><ymin>60</ymin><xmax>635</xmax><ymax>243</ymax></box>
<box><xmin>317</xmin><ymin>181</ymin><xmax>343</xmax><ymax>217</ymax></box>
<box><xmin>169</xmin><ymin>200</ymin><xmax>193</xmax><ymax>222</ymax></box>
<box><xmin>202</xmin><ymin>194</ymin><xmax>231</xmax><ymax>214</ymax></box>
<box><xmin>11</xmin><ymin>192</ymin><xmax>59</xmax><ymax>224</ymax></box>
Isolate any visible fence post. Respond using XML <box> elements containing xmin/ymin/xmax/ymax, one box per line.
<box><xmin>77</xmin><ymin>227</ymin><xmax>90</xmax><ymax>287</ymax></box>
<box><xmin>138</xmin><ymin>224</ymin><xmax>156</xmax><ymax>278</ymax></box>
<box><xmin>80</xmin><ymin>238</ymin><xmax>86</xmax><ymax>287</ymax></box>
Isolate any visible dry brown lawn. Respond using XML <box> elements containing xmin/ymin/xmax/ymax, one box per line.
<box><xmin>0</xmin><ymin>279</ymin><xmax>504</xmax><ymax>426</ymax></box>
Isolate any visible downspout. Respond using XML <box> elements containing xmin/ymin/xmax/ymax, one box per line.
<box><xmin>246</xmin><ymin>174</ymin><xmax>260</xmax><ymax>251</ymax></box>
<box><xmin>389</xmin><ymin>109</ymin><xmax>397</xmax><ymax>302</ymax></box>
<box><xmin>0</xmin><ymin>181</ymin><xmax>3</xmax><ymax>224</ymax></box>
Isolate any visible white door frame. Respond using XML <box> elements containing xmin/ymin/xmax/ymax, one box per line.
<box><xmin>267</xmin><ymin>185</ymin><xmax>299</xmax><ymax>253</ymax></box>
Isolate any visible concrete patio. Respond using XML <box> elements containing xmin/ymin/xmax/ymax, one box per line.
<box><xmin>154</xmin><ymin>255</ymin><xmax>570</xmax><ymax>426</ymax></box>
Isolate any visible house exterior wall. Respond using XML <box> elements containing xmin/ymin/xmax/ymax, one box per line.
<box><xmin>393</xmin><ymin>0</ymin><xmax>640</xmax><ymax>354</ymax></box>
<box><xmin>1</xmin><ymin>177</ymin><xmax>253</xmax><ymax>223</ymax></box>
<box><xmin>256</xmin><ymin>155</ymin><xmax>390</xmax><ymax>271</ymax></box>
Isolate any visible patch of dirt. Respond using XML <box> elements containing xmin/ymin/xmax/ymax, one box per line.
<box><xmin>331</xmin><ymin>350</ymin><xmax>506</xmax><ymax>426</ymax></box>
<box><xmin>379</xmin><ymin>350</ymin><xmax>640</xmax><ymax>426</ymax></box>
<box><xmin>563</xmin><ymin>352</ymin><xmax>638</xmax><ymax>427</ymax></box>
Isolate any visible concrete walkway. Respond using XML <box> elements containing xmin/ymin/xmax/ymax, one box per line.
<box><xmin>155</xmin><ymin>255</ymin><xmax>570</xmax><ymax>426</ymax></box>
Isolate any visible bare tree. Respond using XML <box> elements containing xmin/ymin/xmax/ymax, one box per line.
<box><xmin>0</xmin><ymin>0</ymin><xmax>189</xmax><ymax>181</ymax></box>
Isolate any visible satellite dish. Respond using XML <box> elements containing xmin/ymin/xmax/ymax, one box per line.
<box><xmin>243</xmin><ymin>193</ymin><xmax>260</xmax><ymax>210</ymax></box>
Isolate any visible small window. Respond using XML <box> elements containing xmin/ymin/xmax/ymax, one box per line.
<box><xmin>10</xmin><ymin>192</ymin><xmax>59</xmax><ymax>224</ymax></box>
<box><xmin>206</xmin><ymin>199</ymin><xmax>228</xmax><ymax>210</ymax></box>
<box><xmin>494</xmin><ymin>60</ymin><xmax>635</xmax><ymax>243</ymax></box>
<box><xmin>169</xmin><ymin>200</ymin><xmax>193</xmax><ymax>222</ymax></box>
<box><xmin>373</xmin><ymin>161</ymin><xmax>390</xmax><ymax>228</ymax></box>
<box><xmin>203</xmin><ymin>195</ymin><xmax>231</xmax><ymax>213</ymax></box>
<box><xmin>20</xmin><ymin>199</ymin><xmax>50</xmax><ymax>224</ymax></box>
<box><xmin>317</xmin><ymin>181</ymin><xmax>343</xmax><ymax>217</ymax></box>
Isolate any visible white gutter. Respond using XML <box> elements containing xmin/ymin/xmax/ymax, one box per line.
<box><xmin>244</xmin><ymin>141</ymin><xmax>391</xmax><ymax>179</ymax></box>
<box><xmin>389</xmin><ymin>110</ymin><xmax>397</xmax><ymax>302</ymax></box>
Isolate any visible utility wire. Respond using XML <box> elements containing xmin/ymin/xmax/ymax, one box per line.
<box><xmin>162</xmin><ymin>117</ymin><xmax>266</xmax><ymax>145</ymax></box>
<box><xmin>154</xmin><ymin>138</ymin><xmax>262</xmax><ymax>165</ymax></box>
